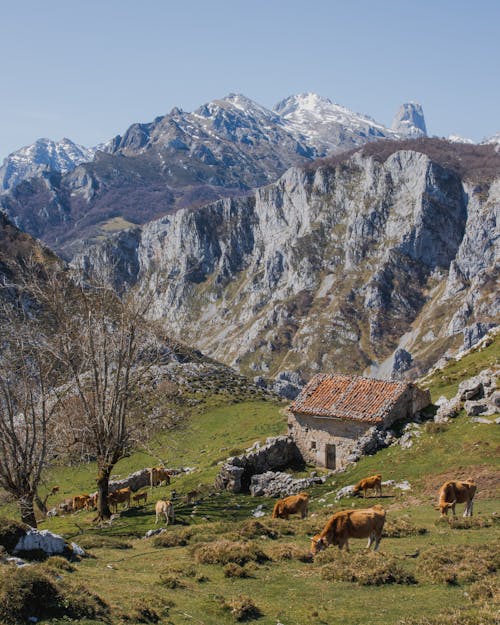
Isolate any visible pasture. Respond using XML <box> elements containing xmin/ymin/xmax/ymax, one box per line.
<box><xmin>0</xmin><ymin>338</ymin><xmax>498</xmax><ymax>624</ymax></box>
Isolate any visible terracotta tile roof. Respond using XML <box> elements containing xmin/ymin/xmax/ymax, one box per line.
<box><xmin>289</xmin><ymin>373</ymin><xmax>411</xmax><ymax>424</ymax></box>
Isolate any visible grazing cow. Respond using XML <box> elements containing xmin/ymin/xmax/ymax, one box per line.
<box><xmin>272</xmin><ymin>492</ymin><xmax>309</xmax><ymax>520</ymax></box>
<box><xmin>132</xmin><ymin>491</ymin><xmax>148</xmax><ymax>506</ymax></box>
<box><xmin>352</xmin><ymin>474</ymin><xmax>382</xmax><ymax>498</ymax></box>
<box><xmin>437</xmin><ymin>479</ymin><xmax>476</xmax><ymax>517</ymax></box>
<box><xmin>107</xmin><ymin>487</ymin><xmax>131</xmax><ymax>513</ymax></box>
<box><xmin>72</xmin><ymin>494</ymin><xmax>90</xmax><ymax>512</ymax></box>
<box><xmin>311</xmin><ymin>504</ymin><xmax>386</xmax><ymax>555</ymax></box>
<box><xmin>150</xmin><ymin>466</ymin><xmax>171</xmax><ymax>488</ymax></box>
<box><xmin>155</xmin><ymin>499</ymin><xmax>175</xmax><ymax>525</ymax></box>
<box><xmin>85</xmin><ymin>493</ymin><xmax>98</xmax><ymax>510</ymax></box>
<box><xmin>58</xmin><ymin>497</ymin><xmax>73</xmax><ymax>514</ymax></box>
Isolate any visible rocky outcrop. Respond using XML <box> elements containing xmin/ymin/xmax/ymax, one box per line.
<box><xmin>12</xmin><ymin>528</ymin><xmax>85</xmax><ymax>558</ymax></box>
<box><xmin>215</xmin><ymin>437</ymin><xmax>303</xmax><ymax>493</ymax></box>
<box><xmin>391</xmin><ymin>103</ymin><xmax>427</xmax><ymax>138</ymax></box>
<box><xmin>434</xmin><ymin>368</ymin><xmax>499</xmax><ymax>422</ymax></box>
<box><xmin>345</xmin><ymin>426</ymin><xmax>395</xmax><ymax>463</ymax></box>
<box><xmin>463</xmin><ymin>322</ymin><xmax>497</xmax><ymax>350</ymax></box>
<box><xmin>72</xmin><ymin>140</ymin><xmax>499</xmax><ymax>382</ymax></box>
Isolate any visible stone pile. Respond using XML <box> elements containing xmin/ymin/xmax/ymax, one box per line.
<box><xmin>215</xmin><ymin>436</ymin><xmax>303</xmax><ymax>493</ymax></box>
<box><xmin>249</xmin><ymin>471</ymin><xmax>324</xmax><ymax>497</ymax></box>
<box><xmin>345</xmin><ymin>426</ymin><xmax>395</xmax><ymax>463</ymax></box>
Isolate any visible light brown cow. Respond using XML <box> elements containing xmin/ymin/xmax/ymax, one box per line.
<box><xmin>353</xmin><ymin>474</ymin><xmax>382</xmax><ymax>498</ymax></box>
<box><xmin>272</xmin><ymin>492</ymin><xmax>309</xmax><ymax>520</ymax></box>
<box><xmin>155</xmin><ymin>499</ymin><xmax>175</xmax><ymax>525</ymax></box>
<box><xmin>107</xmin><ymin>487</ymin><xmax>131</xmax><ymax>513</ymax></box>
<box><xmin>150</xmin><ymin>467</ymin><xmax>171</xmax><ymax>488</ymax></box>
<box><xmin>437</xmin><ymin>479</ymin><xmax>476</xmax><ymax>517</ymax></box>
<box><xmin>132</xmin><ymin>491</ymin><xmax>148</xmax><ymax>506</ymax></box>
<box><xmin>72</xmin><ymin>494</ymin><xmax>90</xmax><ymax>512</ymax></box>
<box><xmin>311</xmin><ymin>504</ymin><xmax>386</xmax><ymax>555</ymax></box>
<box><xmin>85</xmin><ymin>493</ymin><xmax>98</xmax><ymax>510</ymax></box>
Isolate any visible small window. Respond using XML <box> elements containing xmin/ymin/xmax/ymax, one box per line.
<box><xmin>310</xmin><ymin>441</ymin><xmax>317</xmax><ymax>450</ymax></box>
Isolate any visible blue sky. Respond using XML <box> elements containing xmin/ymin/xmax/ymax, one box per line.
<box><xmin>1</xmin><ymin>0</ymin><xmax>499</xmax><ymax>159</ymax></box>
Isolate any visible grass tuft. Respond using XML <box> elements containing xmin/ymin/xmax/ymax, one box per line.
<box><xmin>383</xmin><ymin>516</ymin><xmax>428</xmax><ymax>538</ymax></box>
<box><xmin>153</xmin><ymin>528</ymin><xmax>192</xmax><ymax>548</ymax></box>
<box><xmin>193</xmin><ymin>540</ymin><xmax>269</xmax><ymax>566</ymax></box>
<box><xmin>417</xmin><ymin>543</ymin><xmax>499</xmax><ymax>584</ymax></box>
<box><xmin>318</xmin><ymin>551</ymin><xmax>416</xmax><ymax>585</ymax></box>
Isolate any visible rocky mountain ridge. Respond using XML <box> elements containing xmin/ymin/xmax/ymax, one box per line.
<box><xmin>0</xmin><ymin>93</ymin><xmax>418</xmax><ymax>258</ymax></box>
<box><xmin>72</xmin><ymin>139</ymin><xmax>500</xmax><ymax>382</ymax></box>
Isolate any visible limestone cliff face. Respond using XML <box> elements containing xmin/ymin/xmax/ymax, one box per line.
<box><xmin>72</xmin><ymin>142</ymin><xmax>499</xmax><ymax>380</ymax></box>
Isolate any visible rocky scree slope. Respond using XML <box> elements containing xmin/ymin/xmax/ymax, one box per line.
<box><xmin>72</xmin><ymin>139</ymin><xmax>500</xmax><ymax>381</ymax></box>
<box><xmin>0</xmin><ymin>94</ymin><xmax>405</xmax><ymax>258</ymax></box>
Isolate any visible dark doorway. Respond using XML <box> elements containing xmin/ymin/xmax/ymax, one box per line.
<box><xmin>325</xmin><ymin>444</ymin><xmax>336</xmax><ymax>469</ymax></box>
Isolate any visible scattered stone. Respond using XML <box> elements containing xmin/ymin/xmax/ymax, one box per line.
<box><xmin>252</xmin><ymin>504</ymin><xmax>266</xmax><ymax>518</ymax></box>
<box><xmin>464</xmin><ymin>400</ymin><xmax>489</xmax><ymax>416</ymax></box>
<box><xmin>335</xmin><ymin>485</ymin><xmax>355</xmax><ymax>500</ymax></box>
<box><xmin>144</xmin><ymin>529</ymin><xmax>165</xmax><ymax>539</ymax></box>
<box><xmin>471</xmin><ymin>417</ymin><xmax>494</xmax><ymax>424</ymax></box>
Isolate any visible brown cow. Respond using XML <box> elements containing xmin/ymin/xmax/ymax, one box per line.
<box><xmin>132</xmin><ymin>491</ymin><xmax>148</xmax><ymax>506</ymax></box>
<box><xmin>155</xmin><ymin>499</ymin><xmax>175</xmax><ymax>525</ymax></box>
<box><xmin>272</xmin><ymin>492</ymin><xmax>309</xmax><ymax>520</ymax></box>
<box><xmin>107</xmin><ymin>487</ymin><xmax>131</xmax><ymax>513</ymax></box>
<box><xmin>437</xmin><ymin>479</ymin><xmax>476</xmax><ymax>517</ymax></box>
<box><xmin>311</xmin><ymin>504</ymin><xmax>386</xmax><ymax>555</ymax></box>
<box><xmin>85</xmin><ymin>493</ymin><xmax>98</xmax><ymax>510</ymax></box>
<box><xmin>150</xmin><ymin>467</ymin><xmax>171</xmax><ymax>488</ymax></box>
<box><xmin>72</xmin><ymin>494</ymin><xmax>90</xmax><ymax>512</ymax></box>
<box><xmin>352</xmin><ymin>474</ymin><xmax>382</xmax><ymax>498</ymax></box>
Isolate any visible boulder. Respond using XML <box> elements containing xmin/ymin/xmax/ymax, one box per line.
<box><xmin>458</xmin><ymin>374</ymin><xmax>485</xmax><ymax>401</ymax></box>
<box><xmin>464</xmin><ymin>400</ymin><xmax>489</xmax><ymax>417</ymax></box>
<box><xmin>13</xmin><ymin>529</ymin><xmax>85</xmax><ymax>558</ymax></box>
<box><xmin>435</xmin><ymin>396</ymin><xmax>461</xmax><ymax>421</ymax></box>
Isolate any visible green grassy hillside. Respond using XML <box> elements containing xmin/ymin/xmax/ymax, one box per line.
<box><xmin>0</xmin><ymin>336</ymin><xmax>498</xmax><ymax>625</ymax></box>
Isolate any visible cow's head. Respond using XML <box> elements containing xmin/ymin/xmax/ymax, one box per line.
<box><xmin>436</xmin><ymin>500</ymin><xmax>456</xmax><ymax>516</ymax></box>
<box><xmin>310</xmin><ymin>534</ymin><xmax>326</xmax><ymax>556</ymax></box>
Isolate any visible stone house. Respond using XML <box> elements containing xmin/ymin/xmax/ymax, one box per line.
<box><xmin>287</xmin><ymin>373</ymin><xmax>431</xmax><ymax>469</ymax></box>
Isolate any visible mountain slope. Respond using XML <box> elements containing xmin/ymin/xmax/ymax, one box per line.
<box><xmin>72</xmin><ymin>139</ymin><xmax>500</xmax><ymax>382</ymax></box>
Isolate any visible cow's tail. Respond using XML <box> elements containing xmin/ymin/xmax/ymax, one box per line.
<box><xmin>272</xmin><ymin>501</ymin><xmax>281</xmax><ymax>519</ymax></box>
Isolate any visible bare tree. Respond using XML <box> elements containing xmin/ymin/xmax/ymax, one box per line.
<box><xmin>45</xmin><ymin>272</ymin><xmax>161</xmax><ymax>520</ymax></box>
<box><xmin>0</xmin><ymin>315</ymin><xmax>61</xmax><ymax>526</ymax></box>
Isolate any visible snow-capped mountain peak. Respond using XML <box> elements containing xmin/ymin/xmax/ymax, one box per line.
<box><xmin>392</xmin><ymin>102</ymin><xmax>427</xmax><ymax>138</ymax></box>
<box><xmin>0</xmin><ymin>137</ymin><xmax>95</xmax><ymax>192</ymax></box>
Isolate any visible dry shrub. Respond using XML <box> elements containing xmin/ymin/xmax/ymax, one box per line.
<box><xmin>224</xmin><ymin>595</ymin><xmax>261</xmax><ymax>621</ymax></box>
<box><xmin>76</xmin><ymin>534</ymin><xmax>133</xmax><ymax>550</ymax></box>
<box><xmin>153</xmin><ymin>528</ymin><xmax>192</xmax><ymax>548</ymax></box>
<box><xmin>0</xmin><ymin>517</ymin><xmax>27</xmax><ymax>552</ymax></box>
<box><xmin>319</xmin><ymin>551</ymin><xmax>416</xmax><ymax>586</ymax></box>
<box><xmin>158</xmin><ymin>573</ymin><xmax>184</xmax><ymax>589</ymax></box>
<box><xmin>425</xmin><ymin>422</ymin><xmax>448</xmax><ymax>435</ymax></box>
<box><xmin>467</xmin><ymin>578</ymin><xmax>500</xmax><ymax>604</ymax></box>
<box><xmin>129</xmin><ymin>601</ymin><xmax>161</xmax><ymax>623</ymax></box>
<box><xmin>417</xmin><ymin>543</ymin><xmax>499</xmax><ymax>584</ymax></box>
<box><xmin>0</xmin><ymin>564</ymin><xmax>109</xmax><ymax>624</ymax></box>
<box><xmin>446</xmin><ymin>515</ymin><xmax>497</xmax><ymax>530</ymax></box>
<box><xmin>398</xmin><ymin>606</ymin><xmax>500</xmax><ymax>625</ymax></box>
<box><xmin>267</xmin><ymin>542</ymin><xmax>312</xmax><ymax>562</ymax></box>
<box><xmin>194</xmin><ymin>540</ymin><xmax>269</xmax><ymax>566</ymax></box>
<box><xmin>238</xmin><ymin>519</ymin><xmax>278</xmax><ymax>539</ymax></box>
<box><xmin>43</xmin><ymin>555</ymin><xmax>76</xmax><ymax>572</ymax></box>
<box><xmin>383</xmin><ymin>516</ymin><xmax>428</xmax><ymax>538</ymax></box>
<box><xmin>224</xmin><ymin>563</ymin><xmax>250</xmax><ymax>578</ymax></box>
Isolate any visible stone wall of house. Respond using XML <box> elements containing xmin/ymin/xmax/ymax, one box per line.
<box><xmin>287</xmin><ymin>411</ymin><xmax>371</xmax><ymax>469</ymax></box>
<box><xmin>383</xmin><ymin>386</ymin><xmax>431</xmax><ymax>427</ymax></box>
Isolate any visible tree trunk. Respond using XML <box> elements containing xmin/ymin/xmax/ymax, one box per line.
<box><xmin>19</xmin><ymin>495</ymin><xmax>37</xmax><ymax>528</ymax></box>
<box><xmin>96</xmin><ymin>467</ymin><xmax>112</xmax><ymax>520</ymax></box>
<box><xmin>34</xmin><ymin>492</ymin><xmax>48</xmax><ymax>516</ymax></box>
